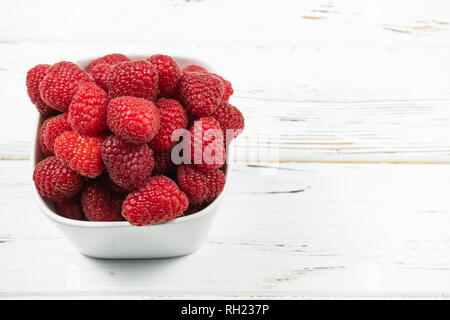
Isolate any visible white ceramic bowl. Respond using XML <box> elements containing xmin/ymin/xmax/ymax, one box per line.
<box><xmin>32</xmin><ymin>56</ymin><xmax>230</xmax><ymax>259</ymax></box>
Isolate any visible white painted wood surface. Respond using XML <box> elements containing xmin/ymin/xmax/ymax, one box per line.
<box><xmin>1</xmin><ymin>0</ymin><xmax>450</xmax><ymax>298</ymax></box>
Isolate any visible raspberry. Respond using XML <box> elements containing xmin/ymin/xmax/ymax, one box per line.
<box><xmin>87</xmin><ymin>53</ymin><xmax>130</xmax><ymax>73</ymax></box>
<box><xmin>40</xmin><ymin>113</ymin><xmax>72</xmax><ymax>155</ymax></box>
<box><xmin>177</xmin><ymin>165</ymin><xmax>225</xmax><ymax>205</ymax></box>
<box><xmin>54</xmin><ymin>131</ymin><xmax>105</xmax><ymax>178</ymax></box>
<box><xmin>33</xmin><ymin>156</ymin><xmax>84</xmax><ymax>200</ymax></box>
<box><xmin>148</xmin><ymin>98</ymin><xmax>188</xmax><ymax>152</ymax></box>
<box><xmin>152</xmin><ymin>150</ymin><xmax>176</xmax><ymax>175</ymax></box>
<box><xmin>107</xmin><ymin>60</ymin><xmax>159</xmax><ymax>100</ymax></box>
<box><xmin>88</xmin><ymin>54</ymin><xmax>131</xmax><ymax>92</ymax></box>
<box><xmin>26</xmin><ymin>64</ymin><xmax>57</xmax><ymax>116</ymax></box>
<box><xmin>89</xmin><ymin>63</ymin><xmax>112</xmax><ymax>92</ymax></box>
<box><xmin>147</xmin><ymin>55</ymin><xmax>181</xmax><ymax>98</ymax></box>
<box><xmin>68</xmin><ymin>82</ymin><xmax>108</xmax><ymax>134</ymax></box>
<box><xmin>39</xmin><ymin>123</ymin><xmax>53</xmax><ymax>157</ymax></box>
<box><xmin>182</xmin><ymin>65</ymin><xmax>208</xmax><ymax>73</ymax></box>
<box><xmin>179</xmin><ymin>72</ymin><xmax>224</xmax><ymax>116</ymax></box>
<box><xmin>55</xmin><ymin>194</ymin><xmax>85</xmax><ymax>220</ymax></box>
<box><xmin>122</xmin><ymin>176</ymin><xmax>188</xmax><ymax>226</ymax></box>
<box><xmin>81</xmin><ymin>180</ymin><xmax>124</xmax><ymax>222</ymax></box>
<box><xmin>107</xmin><ymin>96</ymin><xmax>161</xmax><ymax>143</ymax></box>
<box><xmin>212</xmin><ymin>74</ymin><xmax>233</xmax><ymax>102</ymax></box>
<box><xmin>188</xmin><ymin>117</ymin><xmax>226</xmax><ymax>171</ymax></box>
<box><xmin>102</xmin><ymin>135</ymin><xmax>154</xmax><ymax>191</ymax></box>
<box><xmin>182</xmin><ymin>65</ymin><xmax>233</xmax><ymax>103</ymax></box>
<box><xmin>39</xmin><ymin>61</ymin><xmax>92</xmax><ymax>112</ymax></box>
<box><xmin>211</xmin><ymin>102</ymin><xmax>244</xmax><ymax>143</ymax></box>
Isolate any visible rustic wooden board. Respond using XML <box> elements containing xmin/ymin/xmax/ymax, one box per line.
<box><xmin>1</xmin><ymin>161</ymin><xmax>450</xmax><ymax>297</ymax></box>
<box><xmin>1</xmin><ymin>0</ymin><xmax>450</xmax><ymax>163</ymax></box>
<box><xmin>1</xmin><ymin>0</ymin><xmax>450</xmax><ymax>298</ymax></box>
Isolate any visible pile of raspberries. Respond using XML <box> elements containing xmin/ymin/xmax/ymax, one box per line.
<box><xmin>28</xmin><ymin>54</ymin><xmax>244</xmax><ymax>226</ymax></box>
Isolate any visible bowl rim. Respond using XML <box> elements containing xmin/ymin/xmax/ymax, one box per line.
<box><xmin>31</xmin><ymin>54</ymin><xmax>231</xmax><ymax>229</ymax></box>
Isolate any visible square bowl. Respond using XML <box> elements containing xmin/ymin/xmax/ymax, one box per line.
<box><xmin>32</xmin><ymin>55</ymin><xmax>231</xmax><ymax>259</ymax></box>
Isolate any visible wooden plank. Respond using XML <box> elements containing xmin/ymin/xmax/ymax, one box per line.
<box><xmin>2</xmin><ymin>0</ymin><xmax>450</xmax><ymax>298</ymax></box>
<box><xmin>0</xmin><ymin>0</ymin><xmax>449</xmax><ymax>162</ymax></box>
<box><xmin>3</xmin><ymin>39</ymin><xmax>450</xmax><ymax>162</ymax></box>
<box><xmin>2</xmin><ymin>160</ymin><xmax>450</xmax><ymax>297</ymax></box>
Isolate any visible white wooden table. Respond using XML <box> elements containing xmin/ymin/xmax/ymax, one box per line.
<box><xmin>1</xmin><ymin>0</ymin><xmax>450</xmax><ymax>298</ymax></box>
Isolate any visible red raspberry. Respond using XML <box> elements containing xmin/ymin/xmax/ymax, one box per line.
<box><xmin>182</xmin><ymin>66</ymin><xmax>233</xmax><ymax>103</ymax></box>
<box><xmin>212</xmin><ymin>74</ymin><xmax>233</xmax><ymax>102</ymax></box>
<box><xmin>211</xmin><ymin>102</ymin><xmax>245</xmax><ymax>143</ymax></box>
<box><xmin>89</xmin><ymin>63</ymin><xmax>112</xmax><ymax>92</ymax></box>
<box><xmin>177</xmin><ymin>165</ymin><xmax>225</xmax><ymax>205</ymax></box>
<box><xmin>68</xmin><ymin>82</ymin><xmax>108</xmax><ymax>134</ymax></box>
<box><xmin>148</xmin><ymin>98</ymin><xmax>188</xmax><ymax>152</ymax></box>
<box><xmin>54</xmin><ymin>131</ymin><xmax>105</xmax><ymax>178</ymax></box>
<box><xmin>107</xmin><ymin>60</ymin><xmax>159</xmax><ymax>100</ymax></box>
<box><xmin>107</xmin><ymin>96</ymin><xmax>160</xmax><ymax>143</ymax></box>
<box><xmin>182</xmin><ymin>65</ymin><xmax>208</xmax><ymax>73</ymax></box>
<box><xmin>26</xmin><ymin>64</ymin><xmax>57</xmax><ymax>116</ymax></box>
<box><xmin>39</xmin><ymin>123</ymin><xmax>53</xmax><ymax>157</ymax></box>
<box><xmin>147</xmin><ymin>55</ymin><xmax>181</xmax><ymax>98</ymax></box>
<box><xmin>88</xmin><ymin>54</ymin><xmax>131</xmax><ymax>92</ymax></box>
<box><xmin>179</xmin><ymin>72</ymin><xmax>224</xmax><ymax>116</ymax></box>
<box><xmin>39</xmin><ymin>61</ymin><xmax>92</xmax><ymax>112</ymax></box>
<box><xmin>122</xmin><ymin>176</ymin><xmax>188</xmax><ymax>226</ymax></box>
<box><xmin>81</xmin><ymin>180</ymin><xmax>124</xmax><ymax>222</ymax></box>
<box><xmin>40</xmin><ymin>113</ymin><xmax>72</xmax><ymax>155</ymax></box>
<box><xmin>33</xmin><ymin>156</ymin><xmax>84</xmax><ymax>201</ymax></box>
<box><xmin>55</xmin><ymin>194</ymin><xmax>85</xmax><ymax>220</ymax></box>
<box><xmin>188</xmin><ymin>117</ymin><xmax>226</xmax><ymax>171</ymax></box>
<box><xmin>152</xmin><ymin>150</ymin><xmax>176</xmax><ymax>175</ymax></box>
<box><xmin>102</xmin><ymin>135</ymin><xmax>154</xmax><ymax>191</ymax></box>
<box><xmin>87</xmin><ymin>53</ymin><xmax>131</xmax><ymax>73</ymax></box>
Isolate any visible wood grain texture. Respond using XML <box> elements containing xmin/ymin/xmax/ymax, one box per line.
<box><xmin>0</xmin><ymin>0</ymin><xmax>449</xmax><ymax>162</ymax></box>
<box><xmin>2</xmin><ymin>160</ymin><xmax>450</xmax><ymax>297</ymax></box>
<box><xmin>1</xmin><ymin>0</ymin><xmax>450</xmax><ymax>297</ymax></box>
